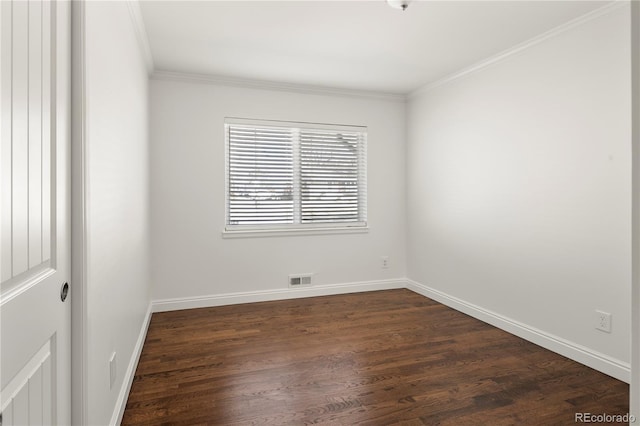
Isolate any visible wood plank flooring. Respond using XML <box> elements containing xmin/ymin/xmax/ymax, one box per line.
<box><xmin>122</xmin><ymin>289</ymin><xmax>629</xmax><ymax>425</ymax></box>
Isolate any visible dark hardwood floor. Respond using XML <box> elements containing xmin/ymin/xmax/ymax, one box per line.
<box><xmin>122</xmin><ymin>289</ymin><xmax>629</xmax><ymax>425</ymax></box>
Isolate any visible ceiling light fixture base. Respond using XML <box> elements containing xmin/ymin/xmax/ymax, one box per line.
<box><xmin>387</xmin><ymin>0</ymin><xmax>411</xmax><ymax>11</ymax></box>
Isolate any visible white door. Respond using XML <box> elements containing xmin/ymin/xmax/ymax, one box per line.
<box><xmin>0</xmin><ymin>1</ymin><xmax>71</xmax><ymax>425</ymax></box>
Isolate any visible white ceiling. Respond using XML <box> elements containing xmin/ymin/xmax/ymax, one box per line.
<box><xmin>139</xmin><ymin>1</ymin><xmax>611</xmax><ymax>95</ymax></box>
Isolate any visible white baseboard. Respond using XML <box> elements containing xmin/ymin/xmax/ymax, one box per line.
<box><xmin>152</xmin><ymin>279</ymin><xmax>406</xmax><ymax>313</ymax></box>
<box><xmin>406</xmin><ymin>279</ymin><xmax>630</xmax><ymax>383</ymax></box>
<box><xmin>110</xmin><ymin>302</ymin><xmax>153</xmax><ymax>426</ymax></box>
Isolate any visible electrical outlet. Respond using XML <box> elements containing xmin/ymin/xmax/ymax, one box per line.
<box><xmin>595</xmin><ymin>310</ymin><xmax>612</xmax><ymax>333</ymax></box>
<box><xmin>381</xmin><ymin>256</ymin><xmax>389</xmax><ymax>269</ymax></box>
<box><xmin>109</xmin><ymin>352</ymin><xmax>117</xmax><ymax>389</ymax></box>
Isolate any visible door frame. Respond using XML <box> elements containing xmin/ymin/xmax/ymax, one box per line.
<box><xmin>631</xmin><ymin>0</ymin><xmax>640</xmax><ymax>421</ymax></box>
<box><xmin>70</xmin><ymin>0</ymin><xmax>88</xmax><ymax>424</ymax></box>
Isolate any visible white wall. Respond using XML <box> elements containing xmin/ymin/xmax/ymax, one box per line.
<box><xmin>84</xmin><ymin>2</ymin><xmax>151</xmax><ymax>425</ymax></box>
<box><xmin>150</xmin><ymin>79</ymin><xmax>406</xmax><ymax>302</ymax></box>
<box><xmin>407</xmin><ymin>4</ymin><xmax>631</xmax><ymax>374</ymax></box>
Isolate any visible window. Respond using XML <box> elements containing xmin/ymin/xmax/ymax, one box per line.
<box><xmin>225</xmin><ymin>118</ymin><xmax>367</xmax><ymax>235</ymax></box>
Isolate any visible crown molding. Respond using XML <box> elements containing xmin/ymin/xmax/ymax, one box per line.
<box><xmin>151</xmin><ymin>70</ymin><xmax>407</xmax><ymax>102</ymax></box>
<box><xmin>409</xmin><ymin>1</ymin><xmax>628</xmax><ymax>99</ymax></box>
<box><xmin>126</xmin><ymin>0</ymin><xmax>154</xmax><ymax>74</ymax></box>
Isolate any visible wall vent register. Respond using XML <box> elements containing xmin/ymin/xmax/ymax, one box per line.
<box><xmin>289</xmin><ymin>274</ymin><xmax>313</xmax><ymax>287</ymax></box>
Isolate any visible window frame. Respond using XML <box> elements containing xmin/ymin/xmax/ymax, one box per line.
<box><xmin>223</xmin><ymin>117</ymin><xmax>368</xmax><ymax>238</ymax></box>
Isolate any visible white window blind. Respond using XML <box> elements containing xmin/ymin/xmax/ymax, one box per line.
<box><xmin>227</xmin><ymin>125</ymin><xmax>294</xmax><ymax>225</ymax></box>
<box><xmin>225</xmin><ymin>119</ymin><xmax>367</xmax><ymax>231</ymax></box>
<box><xmin>300</xmin><ymin>129</ymin><xmax>363</xmax><ymax>223</ymax></box>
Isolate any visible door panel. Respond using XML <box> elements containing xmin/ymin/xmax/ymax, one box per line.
<box><xmin>1</xmin><ymin>1</ymin><xmax>71</xmax><ymax>424</ymax></box>
<box><xmin>2</xmin><ymin>339</ymin><xmax>52</xmax><ymax>425</ymax></box>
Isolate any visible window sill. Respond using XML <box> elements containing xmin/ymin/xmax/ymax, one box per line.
<box><xmin>221</xmin><ymin>226</ymin><xmax>369</xmax><ymax>239</ymax></box>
